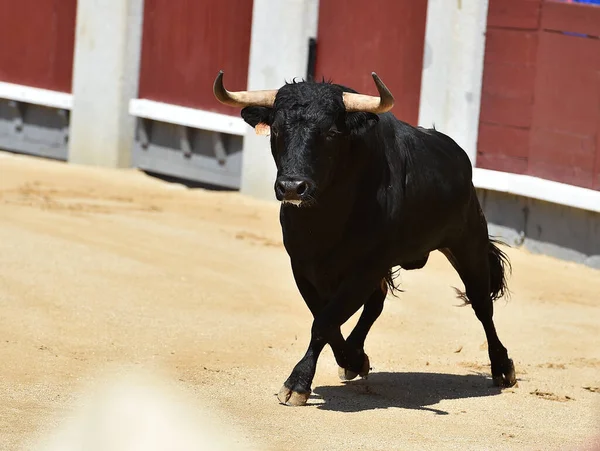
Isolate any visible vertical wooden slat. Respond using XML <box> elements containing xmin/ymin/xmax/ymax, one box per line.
<box><xmin>0</xmin><ymin>0</ymin><xmax>77</xmax><ymax>92</ymax></box>
<box><xmin>477</xmin><ymin>123</ymin><xmax>529</xmax><ymax>174</ymax></box>
<box><xmin>487</xmin><ymin>0</ymin><xmax>542</xmax><ymax>29</ymax></box>
<box><xmin>528</xmin><ymin>31</ymin><xmax>600</xmax><ymax>189</ymax></box>
<box><xmin>542</xmin><ymin>1</ymin><xmax>600</xmax><ymax>37</ymax></box>
<box><xmin>595</xmin><ymin>113</ymin><xmax>600</xmax><ymax>190</ymax></box>
<box><xmin>477</xmin><ymin>0</ymin><xmax>541</xmax><ymax>175</ymax></box>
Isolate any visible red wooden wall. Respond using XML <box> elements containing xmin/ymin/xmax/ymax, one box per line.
<box><xmin>138</xmin><ymin>0</ymin><xmax>254</xmax><ymax>117</ymax></box>
<box><xmin>314</xmin><ymin>0</ymin><xmax>428</xmax><ymax>126</ymax></box>
<box><xmin>478</xmin><ymin>0</ymin><xmax>600</xmax><ymax>191</ymax></box>
<box><xmin>0</xmin><ymin>0</ymin><xmax>77</xmax><ymax>93</ymax></box>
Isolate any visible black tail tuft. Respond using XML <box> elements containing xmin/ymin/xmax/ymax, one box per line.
<box><xmin>384</xmin><ymin>267</ymin><xmax>403</xmax><ymax>297</ymax></box>
<box><xmin>453</xmin><ymin>287</ymin><xmax>471</xmax><ymax>306</ymax></box>
<box><xmin>488</xmin><ymin>238</ymin><xmax>512</xmax><ymax>302</ymax></box>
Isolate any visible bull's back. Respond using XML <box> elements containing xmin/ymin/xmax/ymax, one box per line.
<box><xmin>385</xmin><ymin>118</ymin><xmax>475</xmax><ymax>254</ymax></box>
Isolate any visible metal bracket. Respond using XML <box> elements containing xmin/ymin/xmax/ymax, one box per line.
<box><xmin>179</xmin><ymin>125</ymin><xmax>193</xmax><ymax>158</ymax></box>
<box><xmin>138</xmin><ymin>118</ymin><xmax>151</xmax><ymax>149</ymax></box>
<box><xmin>57</xmin><ymin>109</ymin><xmax>70</xmax><ymax>143</ymax></box>
<box><xmin>0</xmin><ymin>99</ymin><xmax>70</xmax><ymax>160</ymax></box>
<box><xmin>212</xmin><ymin>132</ymin><xmax>227</xmax><ymax>166</ymax></box>
<box><xmin>7</xmin><ymin>100</ymin><xmax>26</xmax><ymax>132</ymax></box>
<box><xmin>306</xmin><ymin>37</ymin><xmax>317</xmax><ymax>81</ymax></box>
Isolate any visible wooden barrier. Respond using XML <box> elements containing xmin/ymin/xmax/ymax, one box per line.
<box><xmin>478</xmin><ymin>0</ymin><xmax>600</xmax><ymax>191</ymax></box>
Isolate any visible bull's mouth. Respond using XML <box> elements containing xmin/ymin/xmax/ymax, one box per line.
<box><xmin>280</xmin><ymin>196</ymin><xmax>317</xmax><ymax>208</ymax></box>
<box><xmin>282</xmin><ymin>199</ymin><xmax>305</xmax><ymax>207</ymax></box>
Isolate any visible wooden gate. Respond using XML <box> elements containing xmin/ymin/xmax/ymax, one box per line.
<box><xmin>0</xmin><ymin>0</ymin><xmax>77</xmax><ymax>160</ymax></box>
<box><xmin>0</xmin><ymin>0</ymin><xmax>76</xmax><ymax>92</ymax></box>
<box><xmin>314</xmin><ymin>0</ymin><xmax>429</xmax><ymax>126</ymax></box>
<box><xmin>131</xmin><ymin>0</ymin><xmax>254</xmax><ymax>188</ymax></box>
<box><xmin>138</xmin><ymin>0</ymin><xmax>253</xmax><ymax>116</ymax></box>
<box><xmin>478</xmin><ymin>0</ymin><xmax>600</xmax><ymax>191</ymax></box>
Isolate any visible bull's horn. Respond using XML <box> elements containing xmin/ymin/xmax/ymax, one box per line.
<box><xmin>342</xmin><ymin>72</ymin><xmax>394</xmax><ymax>114</ymax></box>
<box><xmin>213</xmin><ymin>70</ymin><xmax>278</xmax><ymax>108</ymax></box>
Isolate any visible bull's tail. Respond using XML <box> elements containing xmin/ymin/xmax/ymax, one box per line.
<box><xmin>384</xmin><ymin>267</ymin><xmax>403</xmax><ymax>297</ymax></box>
<box><xmin>488</xmin><ymin>238</ymin><xmax>512</xmax><ymax>302</ymax></box>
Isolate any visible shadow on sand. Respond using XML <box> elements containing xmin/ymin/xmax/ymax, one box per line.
<box><xmin>311</xmin><ymin>371</ymin><xmax>502</xmax><ymax>414</ymax></box>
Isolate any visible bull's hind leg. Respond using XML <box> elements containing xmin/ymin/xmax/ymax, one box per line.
<box><xmin>338</xmin><ymin>282</ymin><xmax>387</xmax><ymax>381</ymax></box>
<box><xmin>441</xmin><ymin>240</ymin><xmax>516</xmax><ymax>388</ymax></box>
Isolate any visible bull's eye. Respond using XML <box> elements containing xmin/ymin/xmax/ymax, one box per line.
<box><xmin>326</xmin><ymin>129</ymin><xmax>341</xmax><ymax>140</ymax></box>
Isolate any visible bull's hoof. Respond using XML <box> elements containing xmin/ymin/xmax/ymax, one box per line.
<box><xmin>338</xmin><ymin>354</ymin><xmax>370</xmax><ymax>381</ymax></box>
<box><xmin>492</xmin><ymin>358</ymin><xmax>517</xmax><ymax>388</ymax></box>
<box><xmin>277</xmin><ymin>385</ymin><xmax>310</xmax><ymax>406</ymax></box>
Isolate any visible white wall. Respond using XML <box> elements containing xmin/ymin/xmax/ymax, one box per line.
<box><xmin>240</xmin><ymin>0</ymin><xmax>319</xmax><ymax>200</ymax></box>
<box><xmin>418</xmin><ymin>0</ymin><xmax>489</xmax><ymax>165</ymax></box>
<box><xmin>68</xmin><ymin>0</ymin><xmax>144</xmax><ymax>168</ymax></box>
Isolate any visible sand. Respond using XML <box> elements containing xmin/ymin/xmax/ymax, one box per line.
<box><xmin>0</xmin><ymin>150</ymin><xmax>599</xmax><ymax>450</ymax></box>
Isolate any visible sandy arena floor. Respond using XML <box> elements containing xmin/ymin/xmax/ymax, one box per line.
<box><xmin>1</xmin><ymin>151</ymin><xmax>599</xmax><ymax>450</ymax></box>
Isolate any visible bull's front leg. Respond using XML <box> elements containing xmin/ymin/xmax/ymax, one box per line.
<box><xmin>276</xmin><ymin>274</ymin><xmax>348</xmax><ymax>406</ymax></box>
<box><xmin>338</xmin><ymin>281</ymin><xmax>387</xmax><ymax>381</ymax></box>
<box><xmin>277</xmin><ymin>268</ymin><xmax>385</xmax><ymax>406</ymax></box>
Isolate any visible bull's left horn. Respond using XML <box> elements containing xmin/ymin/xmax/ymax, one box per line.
<box><xmin>213</xmin><ymin>70</ymin><xmax>278</xmax><ymax>108</ymax></box>
<box><xmin>342</xmin><ymin>72</ymin><xmax>394</xmax><ymax>114</ymax></box>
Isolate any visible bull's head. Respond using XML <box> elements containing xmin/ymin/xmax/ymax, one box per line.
<box><xmin>213</xmin><ymin>71</ymin><xmax>394</xmax><ymax>206</ymax></box>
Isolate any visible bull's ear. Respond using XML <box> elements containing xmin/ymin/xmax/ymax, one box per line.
<box><xmin>344</xmin><ymin>112</ymin><xmax>379</xmax><ymax>137</ymax></box>
<box><xmin>241</xmin><ymin>106</ymin><xmax>273</xmax><ymax>128</ymax></box>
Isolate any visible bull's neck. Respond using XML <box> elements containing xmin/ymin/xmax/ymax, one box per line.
<box><xmin>281</xmin><ymin>138</ymin><xmax>384</xmax><ymax>242</ymax></box>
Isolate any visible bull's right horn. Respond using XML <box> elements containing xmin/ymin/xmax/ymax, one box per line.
<box><xmin>213</xmin><ymin>70</ymin><xmax>278</xmax><ymax>108</ymax></box>
<box><xmin>342</xmin><ymin>72</ymin><xmax>394</xmax><ymax>114</ymax></box>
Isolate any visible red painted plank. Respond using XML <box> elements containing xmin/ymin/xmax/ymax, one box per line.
<box><xmin>476</xmin><ymin>17</ymin><xmax>539</xmax><ymax>172</ymax></box>
<box><xmin>138</xmin><ymin>0</ymin><xmax>253</xmax><ymax>116</ymax></box>
<box><xmin>528</xmin><ymin>157</ymin><xmax>595</xmax><ymax>189</ymax></box>
<box><xmin>528</xmin><ymin>164</ymin><xmax>594</xmax><ymax>189</ymax></box>
<box><xmin>487</xmin><ymin>0</ymin><xmax>542</xmax><ymax>30</ymax></box>
<box><xmin>530</xmin><ymin>127</ymin><xmax>596</xmax><ymax>181</ymax></box>
<box><xmin>479</xmin><ymin>123</ymin><xmax>531</xmax><ymax>159</ymax></box>
<box><xmin>484</xmin><ymin>29</ymin><xmax>538</xmax><ymax>66</ymax></box>
<box><xmin>479</xmin><ymin>93</ymin><xmax>533</xmax><ymax>128</ymax></box>
<box><xmin>531</xmin><ymin>32</ymin><xmax>599</xmax><ymax>134</ymax></box>
<box><xmin>595</xmin><ymin>132</ymin><xmax>600</xmax><ymax>190</ymax></box>
<box><xmin>529</xmin><ymin>31</ymin><xmax>600</xmax><ymax>188</ymax></box>
<box><xmin>477</xmin><ymin>122</ymin><xmax>530</xmax><ymax>174</ymax></box>
<box><xmin>0</xmin><ymin>0</ymin><xmax>77</xmax><ymax>92</ymax></box>
<box><xmin>314</xmin><ymin>0</ymin><xmax>428</xmax><ymax>126</ymax></box>
<box><xmin>476</xmin><ymin>153</ymin><xmax>529</xmax><ymax>175</ymax></box>
<box><xmin>482</xmin><ymin>62</ymin><xmax>537</xmax><ymax>100</ymax></box>
<box><xmin>542</xmin><ymin>1</ymin><xmax>600</xmax><ymax>38</ymax></box>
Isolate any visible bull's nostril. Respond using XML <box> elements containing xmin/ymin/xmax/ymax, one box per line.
<box><xmin>275</xmin><ymin>182</ymin><xmax>286</xmax><ymax>198</ymax></box>
<box><xmin>296</xmin><ymin>182</ymin><xmax>307</xmax><ymax>196</ymax></box>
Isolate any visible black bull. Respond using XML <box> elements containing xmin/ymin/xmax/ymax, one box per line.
<box><xmin>213</xmin><ymin>71</ymin><xmax>517</xmax><ymax>406</ymax></box>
